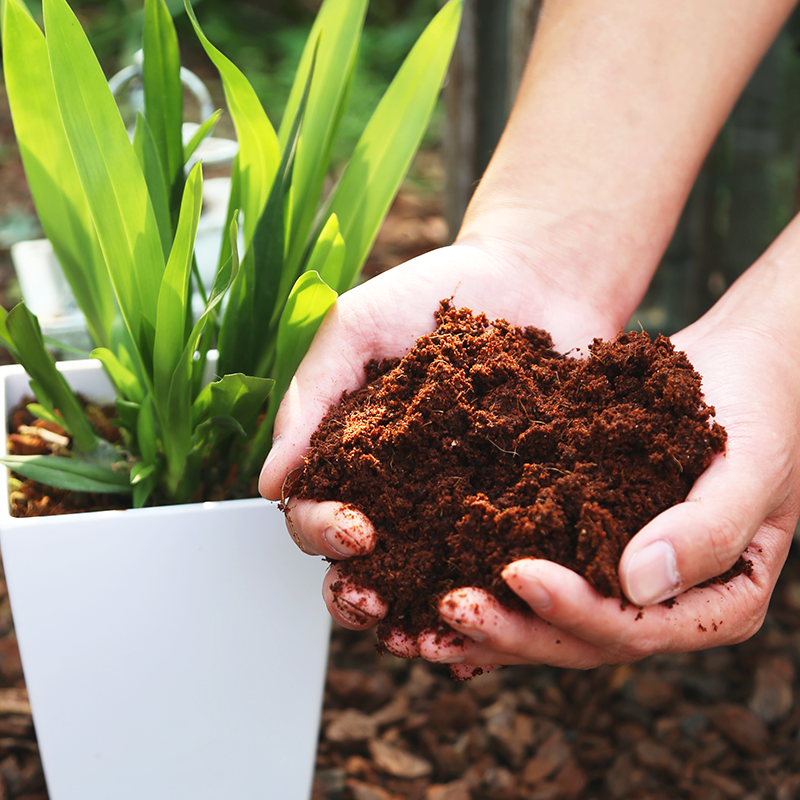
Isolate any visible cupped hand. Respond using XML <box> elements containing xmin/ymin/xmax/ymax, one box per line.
<box><xmin>417</xmin><ymin>248</ymin><xmax>800</xmax><ymax>673</ymax></box>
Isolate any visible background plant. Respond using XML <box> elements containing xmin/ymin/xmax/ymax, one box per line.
<box><xmin>0</xmin><ymin>0</ymin><xmax>461</xmax><ymax>507</ymax></box>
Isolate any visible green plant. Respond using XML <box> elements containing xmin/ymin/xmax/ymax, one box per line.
<box><xmin>0</xmin><ymin>0</ymin><xmax>462</xmax><ymax>507</ymax></box>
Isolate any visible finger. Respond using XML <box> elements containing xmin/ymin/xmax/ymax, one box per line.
<box><xmin>619</xmin><ymin>450</ymin><xmax>774</xmax><ymax>607</ymax></box>
<box><xmin>323</xmin><ymin>564</ymin><xmax>387</xmax><ymax>630</ymax></box>
<box><xmin>283</xmin><ymin>498</ymin><xmax>375</xmax><ymax>559</ymax></box>
<box><xmin>379</xmin><ymin>629</ymin><xmax>421</xmax><ymax>659</ymax></box>
<box><xmin>417</xmin><ymin>628</ymin><xmax>489</xmax><ymax>665</ymax></box>
<box><xmin>502</xmin><ymin>556</ymin><xmax>768</xmax><ymax>659</ymax></box>
<box><xmin>436</xmin><ymin>586</ymin><xmax>610</xmax><ymax>668</ymax></box>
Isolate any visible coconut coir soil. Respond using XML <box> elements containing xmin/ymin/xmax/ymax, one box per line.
<box><xmin>295</xmin><ymin>302</ymin><xmax>743</xmax><ymax>644</ymax></box>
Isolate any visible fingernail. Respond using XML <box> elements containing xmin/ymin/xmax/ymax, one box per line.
<box><xmin>439</xmin><ymin>599</ymin><xmax>489</xmax><ymax>641</ymax></box>
<box><xmin>427</xmin><ymin>652</ymin><xmax>465</xmax><ymax>664</ymax></box>
<box><xmin>454</xmin><ymin>624</ymin><xmax>487</xmax><ymax>643</ymax></box>
<box><xmin>502</xmin><ymin>562</ymin><xmax>552</xmax><ymax>610</ymax></box>
<box><xmin>626</xmin><ymin>540</ymin><xmax>681</xmax><ymax>606</ymax></box>
<box><xmin>323</xmin><ymin>526</ymin><xmax>368</xmax><ymax>558</ymax></box>
<box><xmin>332</xmin><ymin>594</ymin><xmax>374</xmax><ymax>627</ymax></box>
<box><xmin>440</xmin><ymin>616</ymin><xmax>487</xmax><ymax>642</ymax></box>
<box><xmin>284</xmin><ymin>512</ymin><xmax>313</xmax><ymax>555</ymax></box>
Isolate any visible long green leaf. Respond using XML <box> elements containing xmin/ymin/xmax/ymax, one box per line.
<box><xmin>183</xmin><ymin>109</ymin><xmax>222</xmax><ymax>164</ymax></box>
<box><xmin>327</xmin><ymin>0</ymin><xmax>462</xmax><ymax>292</ymax></box>
<box><xmin>154</xmin><ymin>162</ymin><xmax>203</xmax><ymax>418</ymax></box>
<box><xmin>307</xmin><ymin>214</ymin><xmax>346</xmax><ymax>293</ymax></box>
<box><xmin>44</xmin><ymin>0</ymin><xmax>165</xmax><ymax>371</ymax></box>
<box><xmin>131</xmin><ymin>460</ymin><xmax>158</xmax><ymax>508</ymax></box>
<box><xmin>162</xmin><ymin>218</ymin><xmax>240</xmax><ymax>495</ymax></box>
<box><xmin>0</xmin><ymin>454</ymin><xmax>131</xmax><ymax>494</ymax></box>
<box><xmin>280</xmin><ymin>0</ymin><xmax>365</xmax><ymax>276</ymax></box>
<box><xmin>91</xmin><ymin>347</ymin><xmax>145</xmax><ymax>404</ymax></box>
<box><xmin>184</xmin><ymin>0</ymin><xmax>279</xmax><ymax>246</ymax></box>
<box><xmin>192</xmin><ymin>373</ymin><xmax>273</xmax><ymax>429</ymax></box>
<box><xmin>6</xmin><ymin>303</ymin><xmax>101</xmax><ymax>454</ymax></box>
<box><xmin>27</xmin><ymin>381</ymin><xmax>61</xmax><ymax>426</ymax></box>
<box><xmin>245</xmin><ymin>270</ymin><xmax>336</xmax><ymax>474</ymax></box>
<box><xmin>133</xmin><ymin>112</ymin><xmax>172</xmax><ymax>260</ymax></box>
<box><xmin>217</xmin><ymin>247</ymin><xmax>256</xmax><ymax>377</ymax></box>
<box><xmin>0</xmin><ymin>306</ymin><xmax>19</xmax><ymax>359</ymax></box>
<box><xmin>153</xmin><ymin>163</ymin><xmax>204</xmax><ymax>489</ymax></box>
<box><xmin>213</xmin><ymin>152</ymin><xmax>241</xmax><ymax>291</ymax></box>
<box><xmin>115</xmin><ymin>398</ymin><xmax>141</xmax><ymax>433</ymax></box>
<box><xmin>143</xmin><ymin>0</ymin><xmax>184</xmax><ymax>216</ymax></box>
<box><xmin>27</xmin><ymin>402</ymin><xmax>63</xmax><ymax>429</ymax></box>
<box><xmin>258</xmin><ymin>46</ymin><xmax>316</xmax><ymax>334</ymax></box>
<box><xmin>137</xmin><ymin>393</ymin><xmax>159</xmax><ymax>466</ymax></box>
<box><xmin>218</xmin><ymin>49</ymin><xmax>314</xmax><ymax>377</ymax></box>
<box><xmin>2</xmin><ymin>0</ymin><xmax>115</xmax><ymax>349</ymax></box>
<box><xmin>272</xmin><ymin>270</ymin><xmax>337</xmax><ymax>411</ymax></box>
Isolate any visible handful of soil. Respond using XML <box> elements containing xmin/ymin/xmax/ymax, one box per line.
<box><xmin>294</xmin><ymin>302</ymin><xmax>733</xmax><ymax>643</ymax></box>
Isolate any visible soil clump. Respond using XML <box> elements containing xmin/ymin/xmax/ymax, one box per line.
<box><xmin>295</xmin><ymin>302</ymin><xmax>743</xmax><ymax>643</ymax></box>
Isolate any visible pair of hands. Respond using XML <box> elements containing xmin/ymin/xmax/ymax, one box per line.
<box><xmin>259</xmin><ymin>232</ymin><xmax>800</xmax><ymax>674</ymax></box>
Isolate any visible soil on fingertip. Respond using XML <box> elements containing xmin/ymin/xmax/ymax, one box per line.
<box><xmin>294</xmin><ymin>301</ymin><xmax>747</xmax><ymax>646</ymax></box>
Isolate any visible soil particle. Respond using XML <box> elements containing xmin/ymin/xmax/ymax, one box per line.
<box><xmin>296</xmin><ymin>302</ymin><xmax>740</xmax><ymax>643</ymax></box>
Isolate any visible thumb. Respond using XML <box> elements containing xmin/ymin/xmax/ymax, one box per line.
<box><xmin>619</xmin><ymin>453</ymin><xmax>773</xmax><ymax>606</ymax></box>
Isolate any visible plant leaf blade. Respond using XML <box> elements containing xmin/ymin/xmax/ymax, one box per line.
<box><xmin>327</xmin><ymin>0</ymin><xmax>463</xmax><ymax>292</ymax></box>
<box><xmin>44</xmin><ymin>0</ymin><xmax>165</xmax><ymax>371</ymax></box>
<box><xmin>0</xmin><ymin>454</ymin><xmax>131</xmax><ymax>494</ymax></box>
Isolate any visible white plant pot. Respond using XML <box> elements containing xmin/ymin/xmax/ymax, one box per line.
<box><xmin>0</xmin><ymin>360</ymin><xmax>331</xmax><ymax>800</ymax></box>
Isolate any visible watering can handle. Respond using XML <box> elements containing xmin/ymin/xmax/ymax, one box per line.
<box><xmin>107</xmin><ymin>50</ymin><xmax>215</xmax><ymax>122</ymax></box>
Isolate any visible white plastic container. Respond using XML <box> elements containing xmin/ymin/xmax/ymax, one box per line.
<box><xmin>0</xmin><ymin>359</ymin><xmax>330</xmax><ymax>800</ymax></box>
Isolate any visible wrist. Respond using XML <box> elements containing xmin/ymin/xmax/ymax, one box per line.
<box><xmin>455</xmin><ymin>199</ymin><xmax>665</xmax><ymax>333</ymax></box>
<box><xmin>695</xmin><ymin>216</ymin><xmax>800</xmax><ymax>347</ymax></box>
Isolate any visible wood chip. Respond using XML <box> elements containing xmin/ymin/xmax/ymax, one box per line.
<box><xmin>18</xmin><ymin>426</ymin><xmax>69</xmax><ymax>448</ymax></box>
<box><xmin>0</xmin><ymin>690</ymin><xmax>30</xmax><ymax>718</ymax></box>
<box><xmin>424</xmin><ymin>780</ymin><xmax>471</xmax><ymax>800</ymax></box>
<box><xmin>710</xmin><ymin>704</ymin><xmax>770</xmax><ymax>756</ymax></box>
<box><xmin>749</xmin><ymin>657</ymin><xmax>794</xmax><ymax>724</ymax></box>
<box><xmin>368</xmin><ymin>739</ymin><xmax>433</xmax><ymax>779</ymax></box>
<box><xmin>346</xmin><ymin>778</ymin><xmax>399</xmax><ymax>800</ymax></box>
<box><xmin>325</xmin><ymin>709</ymin><xmax>378</xmax><ymax>743</ymax></box>
<box><xmin>523</xmin><ymin>730</ymin><xmax>571</xmax><ymax>784</ymax></box>
<box><xmin>371</xmin><ymin>695</ymin><xmax>410</xmax><ymax>728</ymax></box>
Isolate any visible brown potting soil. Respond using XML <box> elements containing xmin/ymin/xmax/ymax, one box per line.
<box><xmin>295</xmin><ymin>301</ymin><xmax>741</xmax><ymax>644</ymax></box>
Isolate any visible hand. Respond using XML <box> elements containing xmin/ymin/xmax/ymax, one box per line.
<box><xmin>398</xmin><ymin>229</ymin><xmax>800</xmax><ymax>674</ymax></box>
<box><xmin>259</xmin><ymin>231</ymin><xmax>637</xmax><ymax>627</ymax></box>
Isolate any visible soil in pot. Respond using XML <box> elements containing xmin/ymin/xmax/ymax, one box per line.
<box><xmin>294</xmin><ymin>301</ymin><xmax>748</xmax><ymax>645</ymax></box>
<box><xmin>5</xmin><ymin>398</ymin><xmax>261</xmax><ymax>517</ymax></box>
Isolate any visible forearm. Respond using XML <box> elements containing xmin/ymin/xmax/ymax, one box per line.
<box><xmin>458</xmin><ymin>0</ymin><xmax>797</xmax><ymax>326</ymax></box>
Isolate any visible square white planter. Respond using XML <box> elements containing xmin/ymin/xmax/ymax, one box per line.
<box><xmin>0</xmin><ymin>360</ymin><xmax>331</xmax><ymax>800</ymax></box>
